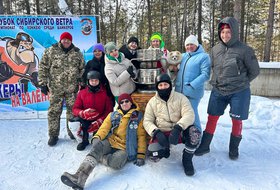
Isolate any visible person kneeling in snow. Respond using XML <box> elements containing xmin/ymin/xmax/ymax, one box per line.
<box><xmin>144</xmin><ymin>73</ymin><xmax>201</xmax><ymax>176</ymax></box>
<box><xmin>61</xmin><ymin>93</ymin><xmax>147</xmax><ymax>190</ymax></box>
<box><xmin>70</xmin><ymin>70</ymin><xmax>113</xmax><ymax>151</ymax></box>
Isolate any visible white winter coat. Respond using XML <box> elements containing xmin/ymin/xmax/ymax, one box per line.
<box><xmin>143</xmin><ymin>90</ymin><xmax>195</xmax><ymax>136</ymax></box>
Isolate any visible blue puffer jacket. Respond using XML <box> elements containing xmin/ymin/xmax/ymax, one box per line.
<box><xmin>175</xmin><ymin>45</ymin><xmax>211</xmax><ymax>99</ymax></box>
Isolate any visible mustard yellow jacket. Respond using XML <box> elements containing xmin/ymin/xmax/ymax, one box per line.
<box><xmin>94</xmin><ymin>105</ymin><xmax>146</xmax><ymax>159</ymax></box>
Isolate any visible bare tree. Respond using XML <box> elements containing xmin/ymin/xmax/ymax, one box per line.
<box><xmin>0</xmin><ymin>0</ymin><xmax>4</xmax><ymax>14</ymax></box>
<box><xmin>239</xmin><ymin>0</ymin><xmax>245</xmax><ymax>42</ymax></box>
<box><xmin>94</xmin><ymin>0</ymin><xmax>101</xmax><ymax>42</ymax></box>
<box><xmin>210</xmin><ymin>0</ymin><xmax>216</xmax><ymax>47</ymax></box>
<box><xmin>113</xmin><ymin>0</ymin><xmax>120</xmax><ymax>42</ymax></box>
<box><xmin>35</xmin><ymin>0</ymin><xmax>40</xmax><ymax>14</ymax></box>
<box><xmin>5</xmin><ymin>0</ymin><xmax>11</xmax><ymax>14</ymax></box>
<box><xmin>24</xmin><ymin>0</ymin><xmax>30</xmax><ymax>14</ymax></box>
<box><xmin>197</xmin><ymin>0</ymin><xmax>202</xmax><ymax>43</ymax></box>
<box><xmin>263</xmin><ymin>0</ymin><xmax>276</xmax><ymax>62</ymax></box>
<box><xmin>147</xmin><ymin>0</ymin><xmax>152</xmax><ymax>38</ymax></box>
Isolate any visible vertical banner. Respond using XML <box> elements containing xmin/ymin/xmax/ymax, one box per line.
<box><xmin>0</xmin><ymin>15</ymin><xmax>98</xmax><ymax>112</ymax></box>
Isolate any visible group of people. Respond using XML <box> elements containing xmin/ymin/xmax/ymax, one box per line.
<box><xmin>38</xmin><ymin>17</ymin><xmax>260</xmax><ymax>190</ymax></box>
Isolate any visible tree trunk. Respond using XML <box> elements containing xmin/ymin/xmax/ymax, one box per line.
<box><xmin>211</xmin><ymin>0</ymin><xmax>215</xmax><ymax>48</ymax></box>
<box><xmin>113</xmin><ymin>0</ymin><xmax>120</xmax><ymax>42</ymax></box>
<box><xmin>239</xmin><ymin>0</ymin><xmax>245</xmax><ymax>42</ymax></box>
<box><xmin>5</xmin><ymin>0</ymin><xmax>11</xmax><ymax>14</ymax></box>
<box><xmin>35</xmin><ymin>0</ymin><xmax>40</xmax><ymax>14</ymax></box>
<box><xmin>94</xmin><ymin>0</ymin><xmax>100</xmax><ymax>42</ymax></box>
<box><xmin>197</xmin><ymin>0</ymin><xmax>202</xmax><ymax>44</ymax></box>
<box><xmin>24</xmin><ymin>0</ymin><xmax>30</xmax><ymax>14</ymax></box>
<box><xmin>263</xmin><ymin>0</ymin><xmax>275</xmax><ymax>62</ymax></box>
<box><xmin>147</xmin><ymin>0</ymin><xmax>152</xmax><ymax>38</ymax></box>
<box><xmin>174</xmin><ymin>0</ymin><xmax>179</xmax><ymax>50</ymax></box>
<box><xmin>0</xmin><ymin>0</ymin><xmax>4</xmax><ymax>14</ymax></box>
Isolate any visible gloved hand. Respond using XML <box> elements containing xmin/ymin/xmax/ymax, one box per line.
<box><xmin>31</xmin><ymin>72</ymin><xmax>39</xmax><ymax>87</ymax></box>
<box><xmin>79</xmin><ymin>108</ymin><xmax>100</xmax><ymax>120</ymax></box>
<box><xmin>126</xmin><ymin>65</ymin><xmax>135</xmax><ymax>78</ymax></box>
<box><xmin>91</xmin><ymin>137</ymin><xmax>101</xmax><ymax>147</ymax></box>
<box><xmin>40</xmin><ymin>85</ymin><xmax>49</xmax><ymax>95</ymax></box>
<box><xmin>0</xmin><ymin>61</ymin><xmax>13</xmax><ymax>82</ymax></box>
<box><xmin>153</xmin><ymin>129</ymin><xmax>169</xmax><ymax>148</ymax></box>
<box><xmin>169</xmin><ymin>124</ymin><xmax>182</xmax><ymax>145</ymax></box>
<box><xmin>134</xmin><ymin>158</ymin><xmax>145</xmax><ymax>166</ymax></box>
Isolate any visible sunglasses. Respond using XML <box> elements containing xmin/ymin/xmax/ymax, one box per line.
<box><xmin>120</xmin><ymin>100</ymin><xmax>130</xmax><ymax>105</ymax></box>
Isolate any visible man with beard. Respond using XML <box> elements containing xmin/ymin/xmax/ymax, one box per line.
<box><xmin>143</xmin><ymin>73</ymin><xmax>201</xmax><ymax>176</ymax></box>
<box><xmin>38</xmin><ymin>32</ymin><xmax>84</xmax><ymax>146</ymax></box>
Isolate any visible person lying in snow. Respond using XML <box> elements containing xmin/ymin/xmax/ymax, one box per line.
<box><xmin>61</xmin><ymin>93</ymin><xmax>146</xmax><ymax>190</ymax></box>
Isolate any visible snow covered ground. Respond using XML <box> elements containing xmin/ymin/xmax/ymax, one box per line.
<box><xmin>0</xmin><ymin>90</ymin><xmax>279</xmax><ymax>190</ymax></box>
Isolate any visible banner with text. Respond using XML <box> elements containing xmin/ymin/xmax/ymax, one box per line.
<box><xmin>0</xmin><ymin>15</ymin><xmax>98</xmax><ymax>112</ymax></box>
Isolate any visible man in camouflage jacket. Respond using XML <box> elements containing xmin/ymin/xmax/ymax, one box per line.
<box><xmin>38</xmin><ymin>32</ymin><xmax>84</xmax><ymax>146</ymax></box>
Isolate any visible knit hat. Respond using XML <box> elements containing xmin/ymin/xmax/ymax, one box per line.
<box><xmin>104</xmin><ymin>42</ymin><xmax>117</xmax><ymax>54</ymax></box>
<box><xmin>184</xmin><ymin>35</ymin><xmax>199</xmax><ymax>46</ymax></box>
<box><xmin>150</xmin><ymin>32</ymin><xmax>165</xmax><ymax>48</ymax></box>
<box><xmin>127</xmin><ymin>36</ymin><xmax>139</xmax><ymax>46</ymax></box>
<box><xmin>60</xmin><ymin>32</ymin><xmax>72</xmax><ymax>41</ymax></box>
<box><xmin>220</xmin><ymin>23</ymin><xmax>230</xmax><ymax>31</ymax></box>
<box><xmin>118</xmin><ymin>93</ymin><xmax>133</xmax><ymax>104</ymax></box>
<box><xmin>93</xmin><ymin>43</ymin><xmax>105</xmax><ymax>52</ymax></box>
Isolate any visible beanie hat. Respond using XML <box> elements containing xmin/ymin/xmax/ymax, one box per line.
<box><xmin>127</xmin><ymin>36</ymin><xmax>139</xmax><ymax>46</ymax></box>
<box><xmin>150</xmin><ymin>32</ymin><xmax>165</xmax><ymax>48</ymax></box>
<box><xmin>60</xmin><ymin>32</ymin><xmax>72</xmax><ymax>41</ymax></box>
<box><xmin>220</xmin><ymin>23</ymin><xmax>231</xmax><ymax>31</ymax></box>
<box><xmin>93</xmin><ymin>43</ymin><xmax>105</xmax><ymax>52</ymax></box>
<box><xmin>118</xmin><ymin>93</ymin><xmax>133</xmax><ymax>104</ymax></box>
<box><xmin>104</xmin><ymin>42</ymin><xmax>117</xmax><ymax>54</ymax></box>
<box><xmin>184</xmin><ymin>35</ymin><xmax>199</xmax><ymax>46</ymax></box>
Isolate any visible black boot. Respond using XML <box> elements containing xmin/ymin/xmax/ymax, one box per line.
<box><xmin>194</xmin><ymin>131</ymin><xmax>213</xmax><ymax>156</ymax></box>
<box><xmin>229</xmin><ymin>133</ymin><xmax>242</xmax><ymax>160</ymax></box>
<box><xmin>182</xmin><ymin>149</ymin><xmax>195</xmax><ymax>176</ymax></box>
<box><xmin>48</xmin><ymin>136</ymin><xmax>58</xmax><ymax>146</ymax></box>
<box><xmin>77</xmin><ymin>131</ymin><xmax>89</xmax><ymax>151</ymax></box>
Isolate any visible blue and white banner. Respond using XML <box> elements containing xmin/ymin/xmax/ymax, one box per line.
<box><xmin>0</xmin><ymin>15</ymin><xmax>98</xmax><ymax>112</ymax></box>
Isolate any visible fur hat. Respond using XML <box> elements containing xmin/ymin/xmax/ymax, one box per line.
<box><xmin>60</xmin><ymin>32</ymin><xmax>72</xmax><ymax>41</ymax></box>
<box><xmin>184</xmin><ymin>35</ymin><xmax>199</xmax><ymax>47</ymax></box>
<box><xmin>118</xmin><ymin>93</ymin><xmax>133</xmax><ymax>104</ymax></box>
<box><xmin>93</xmin><ymin>43</ymin><xmax>105</xmax><ymax>52</ymax></box>
<box><xmin>127</xmin><ymin>36</ymin><xmax>139</xmax><ymax>46</ymax></box>
<box><xmin>104</xmin><ymin>42</ymin><xmax>117</xmax><ymax>54</ymax></box>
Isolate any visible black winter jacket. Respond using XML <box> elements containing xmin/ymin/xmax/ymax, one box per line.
<box><xmin>210</xmin><ymin>17</ymin><xmax>260</xmax><ymax>95</ymax></box>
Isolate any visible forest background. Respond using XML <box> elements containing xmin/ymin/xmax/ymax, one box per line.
<box><xmin>0</xmin><ymin>0</ymin><xmax>279</xmax><ymax>62</ymax></box>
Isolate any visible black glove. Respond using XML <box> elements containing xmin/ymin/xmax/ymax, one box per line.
<box><xmin>40</xmin><ymin>85</ymin><xmax>49</xmax><ymax>95</ymax></box>
<box><xmin>153</xmin><ymin>129</ymin><xmax>169</xmax><ymax>148</ymax></box>
<box><xmin>127</xmin><ymin>66</ymin><xmax>135</xmax><ymax>78</ymax></box>
<box><xmin>169</xmin><ymin>124</ymin><xmax>182</xmax><ymax>145</ymax></box>
<box><xmin>31</xmin><ymin>72</ymin><xmax>39</xmax><ymax>87</ymax></box>
<box><xmin>0</xmin><ymin>61</ymin><xmax>13</xmax><ymax>82</ymax></box>
<box><xmin>134</xmin><ymin>158</ymin><xmax>145</xmax><ymax>166</ymax></box>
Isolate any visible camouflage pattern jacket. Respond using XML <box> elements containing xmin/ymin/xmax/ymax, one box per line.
<box><xmin>38</xmin><ymin>43</ymin><xmax>84</xmax><ymax>94</ymax></box>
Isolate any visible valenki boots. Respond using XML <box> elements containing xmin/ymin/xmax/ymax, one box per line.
<box><xmin>194</xmin><ymin>131</ymin><xmax>213</xmax><ymax>156</ymax></box>
<box><xmin>229</xmin><ymin>133</ymin><xmax>242</xmax><ymax>160</ymax></box>
<box><xmin>61</xmin><ymin>156</ymin><xmax>96</xmax><ymax>190</ymax></box>
<box><xmin>182</xmin><ymin>149</ymin><xmax>195</xmax><ymax>176</ymax></box>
